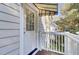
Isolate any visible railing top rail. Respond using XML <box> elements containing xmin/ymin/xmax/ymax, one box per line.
<box><xmin>40</xmin><ymin>31</ymin><xmax>79</xmax><ymax>43</ymax></box>
<box><xmin>40</xmin><ymin>31</ymin><xmax>65</xmax><ymax>35</ymax></box>
<box><xmin>65</xmin><ymin>32</ymin><xmax>79</xmax><ymax>43</ymax></box>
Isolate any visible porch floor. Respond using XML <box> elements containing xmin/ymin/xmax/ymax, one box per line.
<box><xmin>36</xmin><ymin>50</ymin><xmax>63</xmax><ymax>55</ymax></box>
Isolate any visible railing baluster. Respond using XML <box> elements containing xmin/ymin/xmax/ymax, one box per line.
<box><xmin>57</xmin><ymin>35</ymin><xmax>59</xmax><ymax>51</ymax></box>
<box><xmin>61</xmin><ymin>35</ymin><xmax>63</xmax><ymax>52</ymax></box>
<box><xmin>76</xmin><ymin>43</ymin><xmax>79</xmax><ymax>55</ymax></box>
<box><xmin>54</xmin><ymin>35</ymin><xmax>55</xmax><ymax>50</ymax></box>
<box><xmin>46</xmin><ymin>33</ymin><xmax>49</xmax><ymax>50</ymax></box>
<box><xmin>52</xmin><ymin>37</ymin><xmax>53</xmax><ymax>50</ymax></box>
<box><xmin>63</xmin><ymin>35</ymin><xmax>64</xmax><ymax>52</ymax></box>
<box><xmin>57</xmin><ymin>35</ymin><xmax>58</xmax><ymax>51</ymax></box>
<box><xmin>60</xmin><ymin>35</ymin><xmax>63</xmax><ymax>52</ymax></box>
<box><xmin>44</xmin><ymin>34</ymin><xmax>46</xmax><ymax>49</ymax></box>
<box><xmin>50</xmin><ymin>34</ymin><xmax>52</xmax><ymax>50</ymax></box>
<box><xmin>54</xmin><ymin>35</ymin><xmax>56</xmax><ymax>50</ymax></box>
<box><xmin>52</xmin><ymin>34</ymin><xmax>55</xmax><ymax>50</ymax></box>
<box><xmin>59</xmin><ymin>35</ymin><xmax>60</xmax><ymax>52</ymax></box>
<box><xmin>60</xmin><ymin>35</ymin><xmax>61</xmax><ymax>52</ymax></box>
<box><xmin>52</xmin><ymin>35</ymin><xmax>53</xmax><ymax>50</ymax></box>
<box><xmin>42</xmin><ymin>34</ymin><xmax>43</xmax><ymax>49</ymax></box>
<box><xmin>46</xmin><ymin>33</ymin><xmax>48</xmax><ymax>50</ymax></box>
<box><xmin>40</xmin><ymin>33</ymin><xmax>42</xmax><ymax>49</ymax></box>
<box><xmin>55</xmin><ymin>35</ymin><xmax>57</xmax><ymax>51</ymax></box>
<box><xmin>51</xmin><ymin>37</ymin><xmax>52</xmax><ymax>50</ymax></box>
<box><xmin>76</xmin><ymin>41</ymin><xmax>77</xmax><ymax>55</ymax></box>
<box><xmin>49</xmin><ymin>34</ymin><xmax>51</xmax><ymax>49</ymax></box>
<box><xmin>43</xmin><ymin>34</ymin><xmax>45</xmax><ymax>49</ymax></box>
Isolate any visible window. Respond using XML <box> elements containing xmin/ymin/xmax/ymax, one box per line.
<box><xmin>26</xmin><ymin>8</ymin><xmax>34</xmax><ymax>31</ymax></box>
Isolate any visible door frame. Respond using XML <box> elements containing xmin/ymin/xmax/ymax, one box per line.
<box><xmin>19</xmin><ymin>3</ymin><xmax>39</xmax><ymax>55</ymax></box>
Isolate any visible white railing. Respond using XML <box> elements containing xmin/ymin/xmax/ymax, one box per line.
<box><xmin>40</xmin><ymin>32</ymin><xmax>79</xmax><ymax>55</ymax></box>
<box><xmin>64</xmin><ymin>32</ymin><xmax>79</xmax><ymax>55</ymax></box>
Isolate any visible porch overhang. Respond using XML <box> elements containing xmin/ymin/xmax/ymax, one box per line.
<box><xmin>34</xmin><ymin>3</ymin><xmax>58</xmax><ymax>15</ymax></box>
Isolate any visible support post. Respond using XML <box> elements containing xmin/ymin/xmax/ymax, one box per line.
<box><xmin>20</xmin><ymin>4</ymin><xmax>24</xmax><ymax>55</ymax></box>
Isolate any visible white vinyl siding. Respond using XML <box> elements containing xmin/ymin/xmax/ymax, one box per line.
<box><xmin>0</xmin><ymin>3</ymin><xmax>20</xmax><ymax>55</ymax></box>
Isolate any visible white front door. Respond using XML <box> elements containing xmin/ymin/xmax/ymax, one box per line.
<box><xmin>23</xmin><ymin>4</ymin><xmax>38</xmax><ymax>54</ymax></box>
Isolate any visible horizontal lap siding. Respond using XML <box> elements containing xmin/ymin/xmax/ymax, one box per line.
<box><xmin>0</xmin><ymin>30</ymin><xmax>19</xmax><ymax>38</ymax></box>
<box><xmin>7</xmin><ymin>49</ymin><xmax>19</xmax><ymax>55</ymax></box>
<box><xmin>0</xmin><ymin>21</ymin><xmax>19</xmax><ymax>29</ymax></box>
<box><xmin>0</xmin><ymin>43</ymin><xmax>19</xmax><ymax>55</ymax></box>
<box><xmin>0</xmin><ymin>4</ymin><xmax>19</xmax><ymax>17</ymax></box>
<box><xmin>3</xmin><ymin>3</ymin><xmax>20</xmax><ymax>12</ymax></box>
<box><xmin>0</xmin><ymin>3</ymin><xmax>20</xmax><ymax>55</ymax></box>
<box><xmin>0</xmin><ymin>37</ymin><xmax>19</xmax><ymax>47</ymax></box>
<box><xmin>0</xmin><ymin>12</ymin><xmax>19</xmax><ymax>23</ymax></box>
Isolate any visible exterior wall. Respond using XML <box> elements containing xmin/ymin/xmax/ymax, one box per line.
<box><xmin>0</xmin><ymin>3</ymin><xmax>20</xmax><ymax>55</ymax></box>
<box><xmin>23</xmin><ymin>4</ymin><xmax>39</xmax><ymax>54</ymax></box>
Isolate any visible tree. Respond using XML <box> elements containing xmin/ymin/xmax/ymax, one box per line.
<box><xmin>56</xmin><ymin>3</ymin><xmax>79</xmax><ymax>34</ymax></box>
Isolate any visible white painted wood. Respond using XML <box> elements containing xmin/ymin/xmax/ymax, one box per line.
<box><xmin>44</xmin><ymin>34</ymin><xmax>47</xmax><ymax>49</ymax></box>
<box><xmin>25</xmin><ymin>4</ymin><xmax>39</xmax><ymax>13</ymax></box>
<box><xmin>47</xmin><ymin>34</ymin><xmax>50</xmax><ymax>50</ymax></box>
<box><xmin>23</xmin><ymin>4</ymin><xmax>39</xmax><ymax>55</ymax></box>
<box><xmin>58</xmin><ymin>35</ymin><xmax>60</xmax><ymax>51</ymax></box>
<box><xmin>24</xmin><ymin>31</ymin><xmax>37</xmax><ymax>54</ymax></box>
<box><xmin>52</xmin><ymin>35</ymin><xmax>55</xmax><ymax>50</ymax></box>
<box><xmin>4</xmin><ymin>3</ymin><xmax>20</xmax><ymax>11</ymax></box>
<box><xmin>0</xmin><ymin>43</ymin><xmax>19</xmax><ymax>55</ymax></box>
<box><xmin>0</xmin><ymin>4</ymin><xmax>19</xmax><ymax>17</ymax></box>
<box><xmin>7</xmin><ymin>49</ymin><xmax>19</xmax><ymax>55</ymax></box>
<box><xmin>0</xmin><ymin>30</ymin><xmax>19</xmax><ymax>38</ymax></box>
<box><xmin>0</xmin><ymin>3</ymin><xmax>20</xmax><ymax>55</ymax></box>
<box><xmin>50</xmin><ymin>39</ymin><xmax>52</xmax><ymax>50</ymax></box>
<box><xmin>64</xmin><ymin>32</ymin><xmax>79</xmax><ymax>55</ymax></box>
<box><xmin>61</xmin><ymin>35</ymin><xmax>64</xmax><ymax>52</ymax></box>
<box><xmin>0</xmin><ymin>12</ymin><xmax>19</xmax><ymax>23</ymax></box>
<box><xmin>56</xmin><ymin>35</ymin><xmax>58</xmax><ymax>51</ymax></box>
<box><xmin>36</xmin><ymin>13</ymin><xmax>40</xmax><ymax>50</ymax></box>
<box><xmin>64</xmin><ymin>35</ymin><xmax>72</xmax><ymax>55</ymax></box>
<box><xmin>0</xmin><ymin>37</ymin><xmax>19</xmax><ymax>47</ymax></box>
<box><xmin>0</xmin><ymin>21</ymin><xmax>19</xmax><ymax>29</ymax></box>
<box><xmin>40</xmin><ymin>33</ymin><xmax>43</xmax><ymax>49</ymax></box>
<box><xmin>77</xmin><ymin>43</ymin><xmax>79</xmax><ymax>54</ymax></box>
<box><xmin>41</xmin><ymin>32</ymin><xmax>65</xmax><ymax>54</ymax></box>
<box><xmin>19</xmin><ymin>4</ymin><xmax>25</xmax><ymax>55</ymax></box>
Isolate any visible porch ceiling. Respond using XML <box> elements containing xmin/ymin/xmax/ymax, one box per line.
<box><xmin>34</xmin><ymin>3</ymin><xmax>58</xmax><ymax>12</ymax></box>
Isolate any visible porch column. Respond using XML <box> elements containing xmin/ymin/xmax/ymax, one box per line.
<box><xmin>20</xmin><ymin>4</ymin><xmax>24</xmax><ymax>55</ymax></box>
<box><xmin>64</xmin><ymin>32</ymin><xmax>72</xmax><ymax>55</ymax></box>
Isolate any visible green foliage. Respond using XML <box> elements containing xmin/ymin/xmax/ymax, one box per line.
<box><xmin>56</xmin><ymin>3</ymin><xmax>79</xmax><ymax>34</ymax></box>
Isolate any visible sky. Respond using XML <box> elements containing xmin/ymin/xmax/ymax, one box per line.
<box><xmin>58</xmin><ymin>3</ymin><xmax>64</xmax><ymax>16</ymax></box>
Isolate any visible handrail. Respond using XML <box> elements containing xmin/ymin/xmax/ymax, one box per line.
<box><xmin>65</xmin><ymin>32</ymin><xmax>79</xmax><ymax>43</ymax></box>
<box><xmin>41</xmin><ymin>32</ymin><xmax>79</xmax><ymax>41</ymax></box>
<box><xmin>40</xmin><ymin>32</ymin><xmax>65</xmax><ymax>35</ymax></box>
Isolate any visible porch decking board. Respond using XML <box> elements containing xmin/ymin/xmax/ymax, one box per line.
<box><xmin>35</xmin><ymin>50</ymin><xmax>63</xmax><ymax>55</ymax></box>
